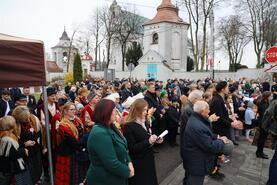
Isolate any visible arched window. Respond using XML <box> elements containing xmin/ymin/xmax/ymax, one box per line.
<box><xmin>152</xmin><ymin>33</ymin><xmax>158</xmax><ymax>44</ymax></box>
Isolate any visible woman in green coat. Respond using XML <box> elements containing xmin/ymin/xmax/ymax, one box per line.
<box><xmin>87</xmin><ymin>99</ymin><xmax>134</xmax><ymax>185</ymax></box>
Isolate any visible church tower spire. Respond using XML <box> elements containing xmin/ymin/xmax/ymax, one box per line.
<box><xmin>144</xmin><ymin>0</ymin><xmax>188</xmax><ymax>26</ymax></box>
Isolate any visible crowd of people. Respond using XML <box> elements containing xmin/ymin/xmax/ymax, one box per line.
<box><xmin>0</xmin><ymin>76</ymin><xmax>276</xmax><ymax>185</ymax></box>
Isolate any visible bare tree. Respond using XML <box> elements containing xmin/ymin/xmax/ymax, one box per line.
<box><xmin>263</xmin><ymin>3</ymin><xmax>277</xmax><ymax>49</ymax></box>
<box><xmin>238</xmin><ymin>0</ymin><xmax>276</xmax><ymax>68</ymax></box>
<box><xmin>88</xmin><ymin>8</ymin><xmax>105</xmax><ymax>70</ymax></box>
<box><xmin>182</xmin><ymin>0</ymin><xmax>220</xmax><ymax>71</ymax></box>
<box><xmin>74</xmin><ymin>30</ymin><xmax>93</xmax><ymax>55</ymax></box>
<box><xmin>99</xmin><ymin>6</ymin><xmax>120</xmax><ymax>68</ymax></box>
<box><xmin>218</xmin><ymin>15</ymin><xmax>250</xmax><ymax>71</ymax></box>
<box><xmin>66</xmin><ymin>30</ymin><xmax>77</xmax><ymax>72</ymax></box>
<box><xmin>182</xmin><ymin>0</ymin><xmax>200</xmax><ymax>71</ymax></box>
<box><xmin>115</xmin><ymin>7</ymin><xmax>144</xmax><ymax>71</ymax></box>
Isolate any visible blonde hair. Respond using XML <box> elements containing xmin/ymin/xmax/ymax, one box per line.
<box><xmin>12</xmin><ymin>106</ymin><xmax>31</xmax><ymax>123</ymax></box>
<box><xmin>0</xmin><ymin>116</ymin><xmax>19</xmax><ymax>140</ymax></box>
<box><xmin>61</xmin><ymin>102</ymin><xmax>76</xmax><ymax>118</ymax></box>
<box><xmin>180</xmin><ymin>95</ymin><xmax>188</xmax><ymax>106</ymax></box>
<box><xmin>126</xmin><ymin>99</ymin><xmax>148</xmax><ymax>123</ymax></box>
<box><xmin>0</xmin><ymin>116</ymin><xmax>17</xmax><ymax>131</ymax></box>
<box><xmin>77</xmin><ymin>87</ymin><xmax>89</xmax><ymax>96</ymax></box>
<box><xmin>203</xmin><ymin>91</ymin><xmax>212</xmax><ymax>101</ymax></box>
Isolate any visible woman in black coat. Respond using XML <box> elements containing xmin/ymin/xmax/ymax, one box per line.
<box><xmin>124</xmin><ymin>99</ymin><xmax>163</xmax><ymax>185</ymax></box>
<box><xmin>256</xmin><ymin>91</ymin><xmax>273</xmax><ymax>158</ymax></box>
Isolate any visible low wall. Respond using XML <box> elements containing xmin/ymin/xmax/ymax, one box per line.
<box><xmin>89</xmin><ymin>68</ymin><xmax>267</xmax><ymax>81</ymax></box>
<box><xmin>46</xmin><ymin>72</ymin><xmax>64</xmax><ymax>82</ymax></box>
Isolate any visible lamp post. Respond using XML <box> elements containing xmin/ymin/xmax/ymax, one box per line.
<box><xmin>209</xmin><ymin>2</ymin><xmax>215</xmax><ymax>79</ymax></box>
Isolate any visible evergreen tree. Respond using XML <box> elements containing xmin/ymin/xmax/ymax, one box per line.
<box><xmin>125</xmin><ymin>42</ymin><xmax>143</xmax><ymax>67</ymax></box>
<box><xmin>73</xmin><ymin>53</ymin><xmax>83</xmax><ymax>83</ymax></box>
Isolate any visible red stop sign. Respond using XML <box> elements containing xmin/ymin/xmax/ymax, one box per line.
<box><xmin>265</xmin><ymin>46</ymin><xmax>277</xmax><ymax>64</ymax></box>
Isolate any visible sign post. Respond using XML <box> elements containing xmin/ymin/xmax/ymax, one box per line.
<box><xmin>265</xmin><ymin>46</ymin><xmax>277</xmax><ymax>64</ymax></box>
<box><xmin>127</xmin><ymin>63</ymin><xmax>135</xmax><ymax>79</ymax></box>
<box><xmin>265</xmin><ymin>46</ymin><xmax>277</xmax><ymax>90</ymax></box>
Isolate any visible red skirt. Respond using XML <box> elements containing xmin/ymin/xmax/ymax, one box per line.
<box><xmin>55</xmin><ymin>156</ymin><xmax>71</xmax><ymax>185</ymax></box>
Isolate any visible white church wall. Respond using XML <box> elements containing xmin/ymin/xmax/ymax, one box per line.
<box><xmin>89</xmin><ymin>68</ymin><xmax>266</xmax><ymax>82</ymax></box>
<box><xmin>46</xmin><ymin>72</ymin><xmax>65</xmax><ymax>82</ymax></box>
<box><xmin>110</xmin><ymin>35</ymin><xmax>144</xmax><ymax>72</ymax></box>
<box><xmin>161</xmin><ymin>23</ymin><xmax>171</xmax><ymax>63</ymax></box>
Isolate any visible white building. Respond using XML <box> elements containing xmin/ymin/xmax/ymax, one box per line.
<box><xmin>51</xmin><ymin>29</ymin><xmax>78</xmax><ymax>72</ymax></box>
<box><xmin>130</xmin><ymin>0</ymin><xmax>190</xmax><ymax>80</ymax></box>
<box><xmin>109</xmin><ymin>0</ymin><xmax>149</xmax><ymax>72</ymax></box>
<box><xmin>81</xmin><ymin>53</ymin><xmax>94</xmax><ymax>76</ymax></box>
<box><xmin>46</xmin><ymin>30</ymin><xmax>95</xmax><ymax>81</ymax></box>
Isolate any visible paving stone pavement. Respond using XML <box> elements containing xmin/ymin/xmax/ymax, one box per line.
<box><xmin>160</xmin><ymin>141</ymin><xmax>274</xmax><ymax>185</ymax></box>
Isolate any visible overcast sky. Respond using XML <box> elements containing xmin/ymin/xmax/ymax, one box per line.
<box><xmin>0</xmin><ymin>0</ymin><xmax>257</xmax><ymax>69</ymax></box>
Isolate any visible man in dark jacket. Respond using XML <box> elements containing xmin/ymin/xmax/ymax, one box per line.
<box><xmin>22</xmin><ymin>87</ymin><xmax>37</xmax><ymax>114</ymax></box>
<box><xmin>121</xmin><ymin>82</ymin><xmax>133</xmax><ymax>103</ymax></box>
<box><xmin>144</xmin><ymin>82</ymin><xmax>163</xmax><ymax>135</ymax></box>
<box><xmin>0</xmin><ymin>90</ymin><xmax>14</xmax><ymax>118</ymax></box>
<box><xmin>182</xmin><ymin>100</ymin><xmax>226</xmax><ymax>185</ymax></box>
<box><xmin>180</xmin><ymin>90</ymin><xmax>203</xmax><ymax>156</ymax></box>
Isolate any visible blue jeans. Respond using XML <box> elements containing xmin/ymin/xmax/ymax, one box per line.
<box><xmin>267</xmin><ymin>143</ymin><xmax>277</xmax><ymax>185</ymax></box>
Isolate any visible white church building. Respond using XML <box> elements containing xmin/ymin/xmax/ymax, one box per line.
<box><xmin>108</xmin><ymin>0</ymin><xmax>190</xmax><ymax>80</ymax></box>
<box><xmin>46</xmin><ymin>29</ymin><xmax>94</xmax><ymax>80</ymax></box>
<box><xmin>135</xmin><ymin>0</ymin><xmax>189</xmax><ymax>79</ymax></box>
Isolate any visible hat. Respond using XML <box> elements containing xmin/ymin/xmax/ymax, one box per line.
<box><xmin>87</xmin><ymin>92</ymin><xmax>97</xmax><ymax>102</ymax></box>
<box><xmin>133</xmin><ymin>92</ymin><xmax>144</xmax><ymax>100</ymax></box>
<box><xmin>47</xmin><ymin>87</ymin><xmax>57</xmax><ymax>97</ymax></box>
<box><xmin>160</xmin><ymin>90</ymin><xmax>167</xmax><ymax>98</ymax></box>
<box><xmin>222</xmin><ymin>139</ymin><xmax>234</xmax><ymax>155</ymax></box>
<box><xmin>147</xmin><ymin>78</ymin><xmax>155</xmax><ymax>83</ymax></box>
<box><xmin>14</xmin><ymin>94</ymin><xmax>27</xmax><ymax>102</ymax></box>
<box><xmin>142</xmin><ymin>85</ymin><xmax>148</xmax><ymax>92</ymax></box>
<box><xmin>168</xmin><ymin>84</ymin><xmax>174</xmax><ymax>89</ymax></box>
<box><xmin>216</xmin><ymin>81</ymin><xmax>228</xmax><ymax>92</ymax></box>
<box><xmin>247</xmin><ymin>101</ymin><xmax>255</xmax><ymax>108</ymax></box>
<box><xmin>58</xmin><ymin>98</ymin><xmax>67</xmax><ymax>106</ymax></box>
<box><xmin>229</xmin><ymin>86</ymin><xmax>237</xmax><ymax>94</ymax></box>
<box><xmin>155</xmin><ymin>86</ymin><xmax>162</xmax><ymax>91</ymax></box>
<box><xmin>105</xmin><ymin>93</ymin><xmax>120</xmax><ymax>102</ymax></box>
<box><xmin>122</xmin><ymin>97</ymin><xmax>135</xmax><ymax>109</ymax></box>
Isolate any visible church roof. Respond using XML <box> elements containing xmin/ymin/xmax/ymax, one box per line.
<box><xmin>46</xmin><ymin>61</ymin><xmax>63</xmax><ymax>73</ymax></box>
<box><xmin>59</xmin><ymin>30</ymin><xmax>70</xmax><ymax>41</ymax></box>
<box><xmin>122</xmin><ymin>10</ymin><xmax>149</xmax><ymax>35</ymax></box>
<box><xmin>144</xmin><ymin>0</ymin><xmax>189</xmax><ymax>26</ymax></box>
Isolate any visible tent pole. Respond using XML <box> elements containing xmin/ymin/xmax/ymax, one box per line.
<box><xmin>42</xmin><ymin>86</ymin><xmax>54</xmax><ymax>185</ymax></box>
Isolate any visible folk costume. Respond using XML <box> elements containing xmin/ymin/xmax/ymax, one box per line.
<box><xmin>55</xmin><ymin>116</ymin><xmax>84</xmax><ymax>185</ymax></box>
